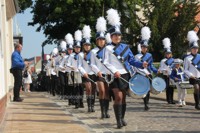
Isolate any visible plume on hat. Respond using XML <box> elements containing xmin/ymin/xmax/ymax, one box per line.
<box><xmin>162</xmin><ymin>38</ymin><xmax>171</xmax><ymax>49</ymax></box>
<box><xmin>74</xmin><ymin>30</ymin><xmax>82</xmax><ymax>42</ymax></box>
<box><xmin>46</xmin><ymin>54</ymin><xmax>50</xmax><ymax>60</ymax></box>
<box><xmin>106</xmin><ymin>8</ymin><xmax>121</xmax><ymax>26</ymax></box>
<box><xmin>137</xmin><ymin>44</ymin><xmax>142</xmax><ymax>53</ymax></box>
<box><xmin>65</xmin><ymin>33</ymin><xmax>74</xmax><ymax>45</ymax></box>
<box><xmin>52</xmin><ymin>47</ymin><xmax>58</xmax><ymax>55</ymax></box>
<box><xmin>105</xmin><ymin>33</ymin><xmax>111</xmax><ymax>44</ymax></box>
<box><xmin>141</xmin><ymin>26</ymin><xmax>151</xmax><ymax>40</ymax></box>
<box><xmin>60</xmin><ymin>40</ymin><xmax>66</xmax><ymax>50</ymax></box>
<box><xmin>96</xmin><ymin>17</ymin><xmax>107</xmax><ymax>33</ymax></box>
<box><xmin>82</xmin><ymin>25</ymin><xmax>91</xmax><ymax>39</ymax></box>
<box><xmin>187</xmin><ymin>30</ymin><xmax>199</xmax><ymax>44</ymax></box>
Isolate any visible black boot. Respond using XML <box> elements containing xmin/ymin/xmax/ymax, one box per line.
<box><xmin>91</xmin><ymin>95</ymin><xmax>95</xmax><ymax>112</ymax></box>
<box><xmin>143</xmin><ymin>96</ymin><xmax>149</xmax><ymax>111</ymax></box>
<box><xmin>121</xmin><ymin>104</ymin><xmax>127</xmax><ymax>126</ymax></box>
<box><xmin>113</xmin><ymin>104</ymin><xmax>123</xmax><ymax>129</ymax></box>
<box><xmin>87</xmin><ymin>96</ymin><xmax>91</xmax><ymax>112</ymax></box>
<box><xmin>79</xmin><ymin>99</ymin><xmax>84</xmax><ymax>108</ymax></box>
<box><xmin>104</xmin><ymin>99</ymin><xmax>110</xmax><ymax>118</ymax></box>
<box><xmin>146</xmin><ymin>92</ymin><xmax>150</xmax><ymax>104</ymax></box>
<box><xmin>75</xmin><ymin>96</ymin><xmax>80</xmax><ymax>109</ymax></box>
<box><xmin>170</xmin><ymin>87</ymin><xmax>175</xmax><ymax>104</ymax></box>
<box><xmin>194</xmin><ymin>94</ymin><xmax>200</xmax><ymax>110</ymax></box>
<box><xmin>99</xmin><ymin>99</ymin><xmax>105</xmax><ymax>118</ymax></box>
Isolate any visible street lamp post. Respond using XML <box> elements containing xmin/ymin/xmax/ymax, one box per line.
<box><xmin>41</xmin><ymin>43</ymin><xmax>45</xmax><ymax>73</ymax></box>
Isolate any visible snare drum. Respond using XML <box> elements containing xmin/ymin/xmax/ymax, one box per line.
<box><xmin>179</xmin><ymin>81</ymin><xmax>193</xmax><ymax>89</ymax></box>
<box><xmin>150</xmin><ymin>77</ymin><xmax>166</xmax><ymax>95</ymax></box>
<box><xmin>71</xmin><ymin>72</ymin><xmax>82</xmax><ymax>84</ymax></box>
<box><xmin>129</xmin><ymin>74</ymin><xmax>150</xmax><ymax>98</ymax></box>
<box><xmin>67</xmin><ymin>72</ymin><xmax>73</xmax><ymax>86</ymax></box>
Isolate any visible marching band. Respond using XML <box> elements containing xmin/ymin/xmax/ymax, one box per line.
<box><xmin>43</xmin><ymin>8</ymin><xmax>200</xmax><ymax>129</ymax></box>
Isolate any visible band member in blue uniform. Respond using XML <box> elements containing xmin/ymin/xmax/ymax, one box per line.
<box><xmin>90</xmin><ymin>17</ymin><xmax>110</xmax><ymax>118</ymax></box>
<box><xmin>64</xmin><ymin>33</ymin><xmax>74</xmax><ymax>105</ymax></box>
<box><xmin>159</xmin><ymin>38</ymin><xmax>175</xmax><ymax>104</ymax></box>
<box><xmin>170</xmin><ymin>58</ymin><xmax>187</xmax><ymax>107</ymax></box>
<box><xmin>66</xmin><ymin>30</ymin><xmax>84</xmax><ymax>109</ymax></box>
<box><xmin>58</xmin><ymin>40</ymin><xmax>67</xmax><ymax>100</ymax></box>
<box><xmin>135</xmin><ymin>26</ymin><xmax>158</xmax><ymax>111</ymax></box>
<box><xmin>78</xmin><ymin>25</ymin><xmax>96</xmax><ymax>112</ymax></box>
<box><xmin>50</xmin><ymin>48</ymin><xmax>59</xmax><ymax>96</ymax></box>
<box><xmin>104</xmin><ymin>9</ymin><xmax>148</xmax><ymax>128</ymax></box>
<box><xmin>184</xmin><ymin>30</ymin><xmax>200</xmax><ymax>110</ymax></box>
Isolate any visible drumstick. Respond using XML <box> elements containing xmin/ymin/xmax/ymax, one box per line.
<box><xmin>135</xmin><ymin>67</ymin><xmax>158</xmax><ymax>85</ymax></box>
<box><xmin>102</xmin><ymin>63</ymin><xmax>134</xmax><ymax>86</ymax></box>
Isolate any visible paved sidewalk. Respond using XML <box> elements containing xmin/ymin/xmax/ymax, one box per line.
<box><xmin>0</xmin><ymin>92</ymin><xmax>89</xmax><ymax>133</ymax></box>
<box><xmin>0</xmin><ymin>90</ymin><xmax>199</xmax><ymax>133</ymax></box>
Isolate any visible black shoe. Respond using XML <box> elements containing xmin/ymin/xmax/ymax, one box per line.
<box><xmin>169</xmin><ymin>101</ymin><xmax>175</xmax><ymax>104</ymax></box>
<box><xmin>75</xmin><ymin>104</ymin><xmax>79</xmax><ymax>109</ymax></box>
<box><xmin>13</xmin><ymin>98</ymin><xmax>23</xmax><ymax>102</ymax></box>
<box><xmin>144</xmin><ymin>105</ymin><xmax>149</xmax><ymax>111</ymax></box>
<box><xmin>79</xmin><ymin>102</ymin><xmax>84</xmax><ymax>108</ymax></box>
<box><xmin>19</xmin><ymin>97</ymin><xmax>24</xmax><ymax>101</ymax></box>
<box><xmin>195</xmin><ymin>105</ymin><xmax>200</xmax><ymax>110</ymax></box>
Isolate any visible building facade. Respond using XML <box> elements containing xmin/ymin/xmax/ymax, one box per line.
<box><xmin>0</xmin><ymin>0</ymin><xmax>19</xmax><ymax>122</ymax></box>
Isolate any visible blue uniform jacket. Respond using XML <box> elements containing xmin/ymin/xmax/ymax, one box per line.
<box><xmin>116</xmin><ymin>43</ymin><xmax>143</xmax><ymax>69</ymax></box>
<box><xmin>141</xmin><ymin>52</ymin><xmax>157</xmax><ymax>74</ymax></box>
<box><xmin>170</xmin><ymin>67</ymin><xmax>185</xmax><ymax>82</ymax></box>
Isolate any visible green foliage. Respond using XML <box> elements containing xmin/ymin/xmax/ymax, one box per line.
<box><xmin>28</xmin><ymin>0</ymin><xmax>143</xmax><ymax>45</ymax></box>
<box><xmin>142</xmin><ymin>0</ymin><xmax>200</xmax><ymax>61</ymax></box>
<box><xmin>18</xmin><ymin>0</ymin><xmax>33</xmax><ymax>13</ymax></box>
<box><xmin>26</xmin><ymin>0</ymin><xmax>200</xmax><ymax>60</ymax></box>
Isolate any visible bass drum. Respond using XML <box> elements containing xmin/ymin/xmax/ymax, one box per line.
<box><xmin>129</xmin><ymin>74</ymin><xmax>150</xmax><ymax>98</ymax></box>
<box><xmin>151</xmin><ymin>77</ymin><xmax>166</xmax><ymax>95</ymax></box>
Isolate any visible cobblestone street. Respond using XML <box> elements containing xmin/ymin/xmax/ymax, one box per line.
<box><xmin>1</xmin><ymin>92</ymin><xmax>200</xmax><ymax>133</ymax></box>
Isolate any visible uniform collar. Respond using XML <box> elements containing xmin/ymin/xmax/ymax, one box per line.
<box><xmin>84</xmin><ymin>50</ymin><xmax>90</xmax><ymax>54</ymax></box>
<box><xmin>111</xmin><ymin>42</ymin><xmax>119</xmax><ymax>46</ymax></box>
<box><xmin>191</xmin><ymin>53</ymin><xmax>197</xmax><ymax>57</ymax></box>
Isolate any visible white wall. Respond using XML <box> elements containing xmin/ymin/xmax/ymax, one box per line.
<box><xmin>0</xmin><ymin>0</ymin><xmax>15</xmax><ymax>99</ymax></box>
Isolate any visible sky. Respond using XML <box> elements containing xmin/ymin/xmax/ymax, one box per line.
<box><xmin>15</xmin><ymin>8</ymin><xmax>55</xmax><ymax>59</ymax></box>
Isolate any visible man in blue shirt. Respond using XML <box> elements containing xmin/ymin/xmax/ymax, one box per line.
<box><xmin>11</xmin><ymin>43</ymin><xmax>28</xmax><ymax>102</ymax></box>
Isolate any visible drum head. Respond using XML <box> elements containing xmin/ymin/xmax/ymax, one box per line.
<box><xmin>129</xmin><ymin>74</ymin><xmax>150</xmax><ymax>96</ymax></box>
<box><xmin>152</xmin><ymin>77</ymin><xmax>166</xmax><ymax>92</ymax></box>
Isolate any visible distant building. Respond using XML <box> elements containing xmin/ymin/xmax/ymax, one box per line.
<box><xmin>0</xmin><ymin>0</ymin><xmax>19</xmax><ymax>123</ymax></box>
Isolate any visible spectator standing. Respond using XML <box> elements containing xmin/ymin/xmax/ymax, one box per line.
<box><xmin>24</xmin><ymin>64</ymin><xmax>32</xmax><ymax>92</ymax></box>
<box><xmin>11</xmin><ymin>43</ymin><xmax>28</xmax><ymax>102</ymax></box>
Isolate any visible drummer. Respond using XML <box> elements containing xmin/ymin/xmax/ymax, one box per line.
<box><xmin>170</xmin><ymin>58</ymin><xmax>187</xmax><ymax>107</ymax></box>
<box><xmin>66</xmin><ymin>30</ymin><xmax>84</xmax><ymax>109</ymax></box>
<box><xmin>90</xmin><ymin>17</ymin><xmax>110</xmax><ymax>119</ymax></box>
<box><xmin>64</xmin><ymin>33</ymin><xmax>74</xmax><ymax>105</ymax></box>
<box><xmin>104</xmin><ymin>9</ymin><xmax>147</xmax><ymax>129</ymax></box>
<box><xmin>135</xmin><ymin>26</ymin><xmax>158</xmax><ymax>111</ymax></box>
<box><xmin>184</xmin><ymin>30</ymin><xmax>200</xmax><ymax>110</ymax></box>
<box><xmin>159</xmin><ymin>38</ymin><xmax>175</xmax><ymax>104</ymax></box>
<box><xmin>78</xmin><ymin>25</ymin><xmax>96</xmax><ymax>112</ymax></box>
<box><xmin>58</xmin><ymin>40</ymin><xmax>67</xmax><ymax>100</ymax></box>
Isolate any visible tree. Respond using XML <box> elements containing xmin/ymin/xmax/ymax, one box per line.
<box><xmin>18</xmin><ymin>0</ymin><xmax>33</xmax><ymax>13</ymax></box>
<box><xmin>28</xmin><ymin>0</ymin><xmax>143</xmax><ymax>46</ymax></box>
<box><xmin>142</xmin><ymin>0</ymin><xmax>200</xmax><ymax>61</ymax></box>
